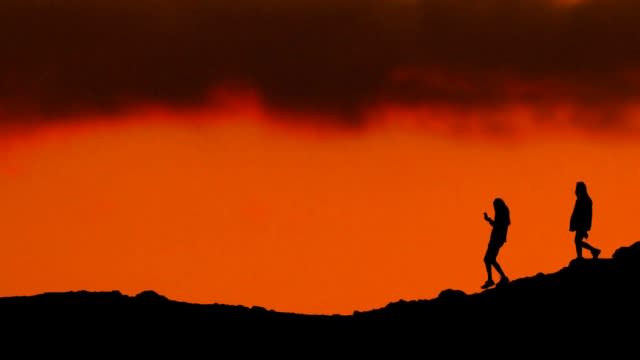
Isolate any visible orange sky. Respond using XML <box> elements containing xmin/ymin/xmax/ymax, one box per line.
<box><xmin>1</xmin><ymin>99</ymin><xmax>639</xmax><ymax>315</ymax></box>
<box><xmin>2</xmin><ymin>0</ymin><xmax>640</xmax><ymax>316</ymax></box>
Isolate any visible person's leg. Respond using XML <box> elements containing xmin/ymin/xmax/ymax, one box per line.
<box><xmin>493</xmin><ymin>261</ymin><xmax>506</xmax><ymax>279</ymax></box>
<box><xmin>482</xmin><ymin>246</ymin><xmax>497</xmax><ymax>288</ymax></box>
<box><xmin>575</xmin><ymin>231</ymin><xmax>600</xmax><ymax>259</ymax></box>
<box><xmin>581</xmin><ymin>241</ymin><xmax>595</xmax><ymax>252</ymax></box>
<box><xmin>493</xmin><ymin>244</ymin><xmax>509</xmax><ymax>283</ymax></box>
<box><xmin>574</xmin><ymin>231</ymin><xmax>584</xmax><ymax>259</ymax></box>
<box><xmin>581</xmin><ymin>240</ymin><xmax>601</xmax><ymax>258</ymax></box>
<box><xmin>484</xmin><ymin>256</ymin><xmax>493</xmax><ymax>282</ymax></box>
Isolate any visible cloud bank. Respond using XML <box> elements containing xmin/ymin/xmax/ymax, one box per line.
<box><xmin>1</xmin><ymin>0</ymin><xmax>639</xmax><ymax>126</ymax></box>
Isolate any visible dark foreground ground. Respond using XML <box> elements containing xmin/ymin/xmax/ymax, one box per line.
<box><xmin>3</xmin><ymin>242</ymin><xmax>640</xmax><ymax>355</ymax></box>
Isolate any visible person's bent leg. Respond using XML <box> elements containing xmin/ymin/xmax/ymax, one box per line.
<box><xmin>581</xmin><ymin>241</ymin><xmax>595</xmax><ymax>252</ymax></box>
<box><xmin>581</xmin><ymin>241</ymin><xmax>601</xmax><ymax>258</ymax></box>
<box><xmin>494</xmin><ymin>261</ymin><xmax>506</xmax><ymax>279</ymax></box>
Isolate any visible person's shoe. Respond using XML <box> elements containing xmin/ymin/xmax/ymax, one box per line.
<box><xmin>592</xmin><ymin>248</ymin><xmax>601</xmax><ymax>259</ymax></box>
<box><xmin>481</xmin><ymin>279</ymin><xmax>495</xmax><ymax>289</ymax></box>
<box><xmin>497</xmin><ymin>276</ymin><xmax>510</xmax><ymax>286</ymax></box>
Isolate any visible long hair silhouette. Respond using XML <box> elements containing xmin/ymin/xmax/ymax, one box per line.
<box><xmin>492</xmin><ymin>198</ymin><xmax>510</xmax><ymax>228</ymax></box>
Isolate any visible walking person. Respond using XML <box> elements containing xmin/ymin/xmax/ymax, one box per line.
<box><xmin>570</xmin><ymin>181</ymin><xmax>601</xmax><ymax>260</ymax></box>
<box><xmin>481</xmin><ymin>198</ymin><xmax>510</xmax><ymax>289</ymax></box>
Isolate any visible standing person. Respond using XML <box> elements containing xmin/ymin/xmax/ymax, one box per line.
<box><xmin>570</xmin><ymin>181</ymin><xmax>601</xmax><ymax>260</ymax></box>
<box><xmin>481</xmin><ymin>198</ymin><xmax>510</xmax><ymax>289</ymax></box>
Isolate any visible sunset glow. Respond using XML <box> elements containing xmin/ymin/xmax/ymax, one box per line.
<box><xmin>1</xmin><ymin>98</ymin><xmax>639</xmax><ymax>314</ymax></box>
<box><xmin>2</xmin><ymin>0</ymin><xmax>640</xmax><ymax>315</ymax></box>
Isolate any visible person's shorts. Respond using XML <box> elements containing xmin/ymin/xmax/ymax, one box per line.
<box><xmin>484</xmin><ymin>240</ymin><xmax>504</xmax><ymax>263</ymax></box>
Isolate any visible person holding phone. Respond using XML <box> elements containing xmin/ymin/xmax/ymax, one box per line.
<box><xmin>481</xmin><ymin>198</ymin><xmax>511</xmax><ymax>289</ymax></box>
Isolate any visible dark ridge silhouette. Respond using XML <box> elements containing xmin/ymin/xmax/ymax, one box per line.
<box><xmin>3</xmin><ymin>242</ymin><xmax>640</xmax><ymax>354</ymax></box>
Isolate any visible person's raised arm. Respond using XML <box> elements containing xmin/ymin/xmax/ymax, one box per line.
<box><xmin>484</xmin><ymin>212</ymin><xmax>494</xmax><ymax>226</ymax></box>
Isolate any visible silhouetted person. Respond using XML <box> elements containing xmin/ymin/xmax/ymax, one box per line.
<box><xmin>481</xmin><ymin>198</ymin><xmax>510</xmax><ymax>289</ymax></box>
<box><xmin>570</xmin><ymin>181</ymin><xmax>601</xmax><ymax>260</ymax></box>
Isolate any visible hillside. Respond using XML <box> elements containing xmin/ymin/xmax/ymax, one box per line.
<box><xmin>2</xmin><ymin>241</ymin><xmax>640</xmax><ymax>354</ymax></box>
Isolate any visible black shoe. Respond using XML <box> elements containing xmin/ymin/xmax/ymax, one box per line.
<box><xmin>481</xmin><ymin>280</ymin><xmax>495</xmax><ymax>289</ymax></box>
<box><xmin>497</xmin><ymin>277</ymin><xmax>510</xmax><ymax>286</ymax></box>
<box><xmin>592</xmin><ymin>248</ymin><xmax>601</xmax><ymax>259</ymax></box>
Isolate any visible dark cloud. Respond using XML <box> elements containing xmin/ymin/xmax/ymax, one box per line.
<box><xmin>1</xmin><ymin>0</ymin><xmax>640</xmax><ymax>124</ymax></box>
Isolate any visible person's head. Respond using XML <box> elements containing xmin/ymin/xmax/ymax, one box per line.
<box><xmin>492</xmin><ymin>197</ymin><xmax>510</xmax><ymax>224</ymax></box>
<box><xmin>493</xmin><ymin>198</ymin><xmax>507</xmax><ymax>212</ymax></box>
<box><xmin>575</xmin><ymin>181</ymin><xmax>588</xmax><ymax>197</ymax></box>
